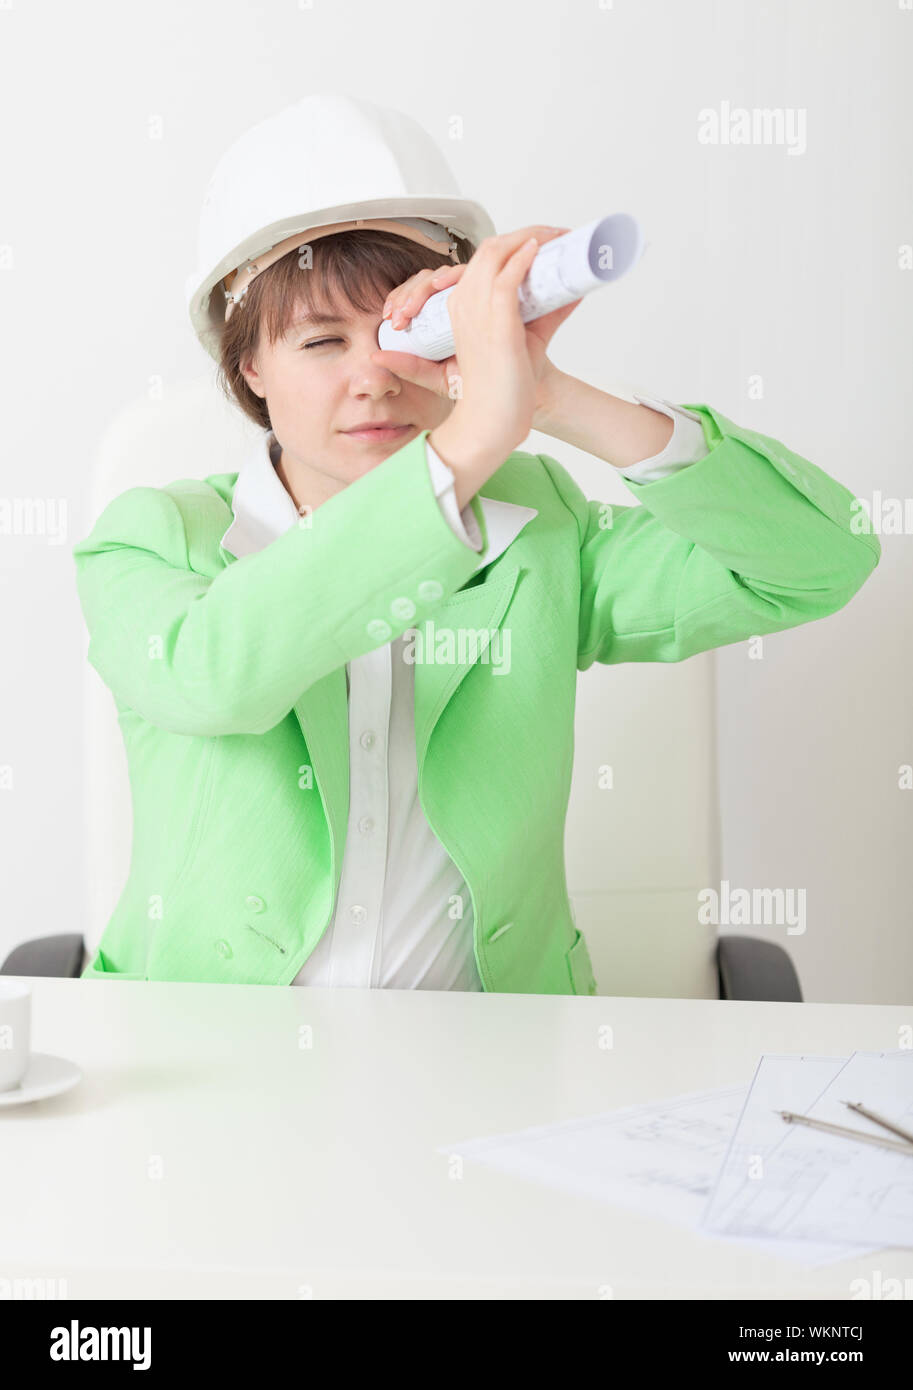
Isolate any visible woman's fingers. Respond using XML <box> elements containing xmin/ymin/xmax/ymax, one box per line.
<box><xmin>382</xmin><ymin>268</ymin><xmax>433</xmax><ymax>323</ymax></box>
<box><xmin>381</xmin><ymin>269</ymin><xmax>426</xmax><ymax>324</ymax></box>
<box><xmin>380</xmin><ymin>226</ymin><xmax>570</xmax><ymax>329</ymax></box>
<box><xmin>427</xmin><ymin>264</ymin><xmax>464</xmax><ymax>293</ymax></box>
<box><xmin>383</xmin><ymin>264</ymin><xmax>466</xmax><ymax>329</ymax></box>
<box><xmin>499</xmin><ymin>235</ymin><xmax>542</xmax><ymax>283</ymax></box>
<box><xmin>473</xmin><ymin>225</ymin><xmax>568</xmax><ymax>273</ymax></box>
<box><xmin>449</xmin><ymin>226</ymin><xmax>569</xmax><ymax>321</ymax></box>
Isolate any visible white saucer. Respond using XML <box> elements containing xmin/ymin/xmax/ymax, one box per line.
<box><xmin>0</xmin><ymin>1053</ymin><xmax>82</xmax><ymax>1106</ymax></box>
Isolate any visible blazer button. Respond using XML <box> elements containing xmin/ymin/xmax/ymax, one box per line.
<box><xmin>366</xmin><ymin>618</ymin><xmax>392</xmax><ymax>641</ymax></box>
<box><xmin>417</xmin><ymin>579</ymin><xmax>443</xmax><ymax>602</ymax></box>
<box><xmin>244</xmin><ymin>895</ymin><xmax>266</xmax><ymax>913</ymax></box>
<box><xmin>215</xmin><ymin>939</ymin><xmax>233</xmax><ymax>959</ymax></box>
<box><xmin>390</xmin><ymin>596</ymin><xmax>416</xmax><ymax>621</ymax></box>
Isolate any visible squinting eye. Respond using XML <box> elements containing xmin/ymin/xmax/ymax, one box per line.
<box><xmin>300</xmin><ymin>337</ymin><xmax>342</xmax><ymax>350</ymax></box>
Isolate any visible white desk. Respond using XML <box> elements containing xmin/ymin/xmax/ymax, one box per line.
<box><xmin>1</xmin><ymin>979</ymin><xmax>910</xmax><ymax>1299</ymax></box>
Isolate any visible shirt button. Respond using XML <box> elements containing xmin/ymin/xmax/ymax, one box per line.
<box><xmin>358</xmin><ymin>816</ymin><xmax>374</xmax><ymax>834</ymax></box>
<box><xmin>366</xmin><ymin>618</ymin><xmax>392</xmax><ymax>641</ymax></box>
<box><xmin>417</xmin><ymin>579</ymin><xmax>443</xmax><ymax>602</ymax></box>
<box><xmin>350</xmin><ymin>905</ymin><xmax>368</xmax><ymax>925</ymax></box>
<box><xmin>359</xmin><ymin>730</ymin><xmax>375</xmax><ymax>750</ymax></box>
<box><xmin>244</xmin><ymin>895</ymin><xmax>266</xmax><ymax>913</ymax></box>
<box><xmin>214</xmin><ymin>939</ymin><xmax>233</xmax><ymax>959</ymax></box>
<box><xmin>390</xmin><ymin>596</ymin><xmax>416</xmax><ymax>621</ymax></box>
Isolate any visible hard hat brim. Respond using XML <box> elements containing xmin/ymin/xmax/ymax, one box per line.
<box><xmin>186</xmin><ymin>195</ymin><xmax>496</xmax><ymax>363</ymax></box>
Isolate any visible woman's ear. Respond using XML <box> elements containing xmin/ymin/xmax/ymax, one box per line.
<box><xmin>240</xmin><ymin>350</ymin><xmax>267</xmax><ymax>400</ymax></box>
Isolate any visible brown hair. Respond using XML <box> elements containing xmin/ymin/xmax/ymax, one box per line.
<box><xmin>216</xmin><ymin>227</ymin><xmax>475</xmax><ymax>431</ymax></box>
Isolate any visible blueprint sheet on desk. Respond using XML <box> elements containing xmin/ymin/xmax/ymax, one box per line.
<box><xmin>701</xmin><ymin>1051</ymin><xmax>913</xmax><ymax>1249</ymax></box>
<box><xmin>437</xmin><ymin>1071</ymin><xmax>885</xmax><ymax>1266</ymax></box>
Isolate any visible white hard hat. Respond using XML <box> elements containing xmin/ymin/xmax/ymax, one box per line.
<box><xmin>185</xmin><ymin>92</ymin><xmax>496</xmax><ymax>362</ymax></box>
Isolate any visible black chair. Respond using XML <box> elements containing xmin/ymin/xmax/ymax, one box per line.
<box><xmin>716</xmin><ymin>934</ymin><xmax>802</xmax><ymax>1001</ymax></box>
<box><xmin>2</xmin><ymin>934</ymin><xmax>87</xmax><ymax>979</ymax></box>
<box><xmin>1</xmin><ymin>930</ymin><xmax>802</xmax><ymax>1000</ymax></box>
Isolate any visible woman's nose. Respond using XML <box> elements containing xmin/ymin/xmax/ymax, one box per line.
<box><xmin>351</xmin><ymin>353</ymin><xmax>401</xmax><ymax>388</ymax></box>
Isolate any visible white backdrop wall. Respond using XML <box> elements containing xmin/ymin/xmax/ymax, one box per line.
<box><xmin>0</xmin><ymin>0</ymin><xmax>908</xmax><ymax>1001</ymax></box>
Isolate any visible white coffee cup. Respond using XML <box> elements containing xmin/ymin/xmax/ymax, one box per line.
<box><xmin>0</xmin><ymin>980</ymin><xmax>31</xmax><ymax>1091</ymax></box>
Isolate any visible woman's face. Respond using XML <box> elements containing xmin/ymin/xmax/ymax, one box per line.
<box><xmin>240</xmin><ymin>295</ymin><xmax>454</xmax><ymax>495</ymax></box>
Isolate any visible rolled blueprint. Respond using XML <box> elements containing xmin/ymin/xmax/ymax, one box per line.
<box><xmin>377</xmin><ymin>213</ymin><xmax>644</xmax><ymax>362</ymax></box>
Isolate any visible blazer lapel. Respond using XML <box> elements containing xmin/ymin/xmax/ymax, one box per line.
<box><xmin>286</xmin><ymin>575</ymin><xmax>520</xmax><ymax>902</ymax></box>
<box><xmin>412</xmin><ymin>558</ymin><xmax>520</xmax><ymax>774</ymax></box>
<box><xmin>288</xmin><ymin>501</ymin><xmax>531</xmax><ymax>873</ymax></box>
<box><xmin>218</xmin><ymin>433</ymin><xmax>536</xmax><ymax>890</ymax></box>
<box><xmin>291</xmin><ymin>665</ymin><xmax>351</xmax><ymax>881</ymax></box>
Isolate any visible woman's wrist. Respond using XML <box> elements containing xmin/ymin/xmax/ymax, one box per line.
<box><xmin>530</xmin><ymin>372</ymin><xmax>675</xmax><ymax>467</ymax></box>
<box><xmin>427</xmin><ymin>417</ymin><xmax>508</xmax><ymax>512</ymax></box>
<box><xmin>531</xmin><ymin>361</ymin><xmax>567</xmax><ymax>432</ymax></box>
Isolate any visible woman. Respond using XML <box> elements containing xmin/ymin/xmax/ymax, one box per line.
<box><xmin>73</xmin><ymin>94</ymin><xmax>880</xmax><ymax>992</ymax></box>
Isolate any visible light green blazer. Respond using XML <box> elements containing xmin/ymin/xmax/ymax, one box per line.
<box><xmin>73</xmin><ymin>404</ymin><xmax>880</xmax><ymax>992</ymax></box>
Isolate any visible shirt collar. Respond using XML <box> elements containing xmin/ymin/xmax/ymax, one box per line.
<box><xmin>219</xmin><ymin>429</ymin><xmax>537</xmax><ymax>572</ymax></box>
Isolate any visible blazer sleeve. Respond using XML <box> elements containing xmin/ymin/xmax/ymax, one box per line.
<box><xmin>538</xmin><ymin>402</ymin><xmax>881</xmax><ymax>668</ymax></box>
<box><xmin>72</xmin><ymin>429</ymin><xmax>490</xmax><ymax>737</ymax></box>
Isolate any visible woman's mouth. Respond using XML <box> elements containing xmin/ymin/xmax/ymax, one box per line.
<box><xmin>341</xmin><ymin>425</ymin><xmax>413</xmax><ymax>443</ymax></box>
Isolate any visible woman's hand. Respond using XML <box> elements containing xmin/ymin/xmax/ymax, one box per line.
<box><xmin>370</xmin><ymin>225</ymin><xmax>582</xmax><ymax>443</ymax></box>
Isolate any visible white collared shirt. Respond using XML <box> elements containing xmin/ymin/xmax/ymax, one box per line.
<box><xmin>220</xmin><ymin>395</ymin><xmax>707</xmax><ymax>989</ymax></box>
